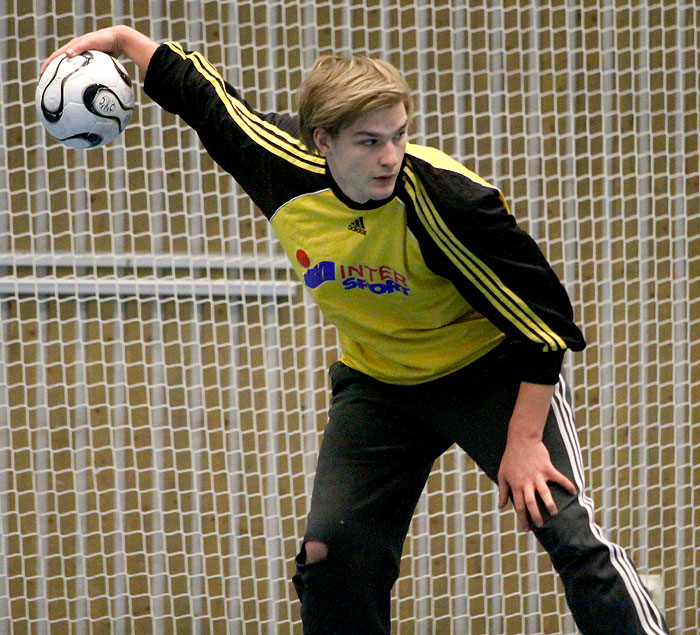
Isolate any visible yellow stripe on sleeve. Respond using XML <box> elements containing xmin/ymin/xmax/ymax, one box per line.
<box><xmin>404</xmin><ymin>163</ymin><xmax>566</xmax><ymax>352</ymax></box>
<box><xmin>164</xmin><ymin>41</ymin><xmax>325</xmax><ymax>174</ymax></box>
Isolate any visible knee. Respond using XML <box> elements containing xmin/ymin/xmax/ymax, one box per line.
<box><xmin>304</xmin><ymin>540</ymin><xmax>328</xmax><ymax>564</ymax></box>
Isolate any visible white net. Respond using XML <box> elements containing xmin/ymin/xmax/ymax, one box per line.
<box><xmin>1</xmin><ymin>1</ymin><xmax>698</xmax><ymax>633</ymax></box>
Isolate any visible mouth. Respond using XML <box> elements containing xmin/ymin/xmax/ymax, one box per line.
<box><xmin>374</xmin><ymin>175</ymin><xmax>395</xmax><ymax>183</ymax></box>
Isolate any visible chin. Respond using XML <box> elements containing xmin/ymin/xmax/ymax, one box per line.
<box><xmin>370</xmin><ymin>183</ymin><xmax>395</xmax><ymax>200</ymax></box>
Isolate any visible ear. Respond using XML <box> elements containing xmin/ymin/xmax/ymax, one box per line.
<box><xmin>312</xmin><ymin>128</ymin><xmax>332</xmax><ymax>156</ymax></box>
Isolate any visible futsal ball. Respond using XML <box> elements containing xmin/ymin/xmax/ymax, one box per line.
<box><xmin>36</xmin><ymin>50</ymin><xmax>134</xmax><ymax>148</ymax></box>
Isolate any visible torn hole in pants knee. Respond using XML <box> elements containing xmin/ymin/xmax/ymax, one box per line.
<box><xmin>296</xmin><ymin>540</ymin><xmax>329</xmax><ymax>566</ymax></box>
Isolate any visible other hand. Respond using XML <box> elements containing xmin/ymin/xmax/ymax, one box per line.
<box><xmin>497</xmin><ymin>436</ymin><xmax>577</xmax><ymax>531</ymax></box>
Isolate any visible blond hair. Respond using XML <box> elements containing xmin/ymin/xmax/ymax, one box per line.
<box><xmin>297</xmin><ymin>55</ymin><xmax>413</xmax><ymax>153</ymax></box>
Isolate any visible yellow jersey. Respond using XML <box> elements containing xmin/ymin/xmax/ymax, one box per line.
<box><xmin>145</xmin><ymin>42</ymin><xmax>585</xmax><ymax>385</ymax></box>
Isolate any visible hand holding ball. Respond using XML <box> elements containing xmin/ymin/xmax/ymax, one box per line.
<box><xmin>36</xmin><ymin>50</ymin><xmax>134</xmax><ymax>148</ymax></box>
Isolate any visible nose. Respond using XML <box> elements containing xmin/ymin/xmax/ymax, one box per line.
<box><xmin>379</xmin><ymin>142</ymin><xmax>400</xmax><ymax>168</ymax></box>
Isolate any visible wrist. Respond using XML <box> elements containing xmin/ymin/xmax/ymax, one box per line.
<box><xmin>506</xmin><ymin>424</ymin><xmax>541</xmax><ymax>443</ymax></box>
<box><xmin>115</xmin><ymin>26</ymin><xmax>157</xmax><ymax>74</ymax></box>
<box><xmin>113</xmin><ymin>25</ymin><xmax>129</xmax><ymax>52</ymax></box>
<box><xmin>114</xmin><ymin>25</ymin><xmax>139</xmax><ymax>55</ymax></box>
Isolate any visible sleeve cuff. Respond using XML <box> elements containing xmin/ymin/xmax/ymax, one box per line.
<box><xmin>143</xmin><ymin>43</ymin><xmax>172</xmax><ymax>107</ymax></box>
<box><xmin>518</xmin><ymin>348</ymin><xmax>565</xmax><ymax>385</ymax></box>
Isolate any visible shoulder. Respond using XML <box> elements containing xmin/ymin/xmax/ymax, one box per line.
<box><xmin>403</xmin><ymin>143</ymin><xmax>509</xmax><ymax>215</ymax></box>
<box><xmin>404</xmin><ymin>143</ymin><xmax>497</xmax><ymax>191</ymax></box>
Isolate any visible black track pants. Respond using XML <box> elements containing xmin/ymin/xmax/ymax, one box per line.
<box><xmin>293</xmin><ymin>345</ymin><xmax>669</xmax><ymax>634</ymax></box>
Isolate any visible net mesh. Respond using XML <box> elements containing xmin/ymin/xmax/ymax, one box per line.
<box><xmin>1</xmin><ymin>1</ymin><xmax>698</xmax><ymax>633</ymax></box>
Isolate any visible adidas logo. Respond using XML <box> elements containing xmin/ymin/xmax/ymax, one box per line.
<box><xmin>348</xmin><ymin>217</ymin><xmax>366</xmax><ymax>235</ymax></box>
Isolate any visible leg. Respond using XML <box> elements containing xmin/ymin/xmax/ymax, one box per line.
<box><xmin>293</xmin><ymin>362</ymin><xmax>450</xmax><ymax>634</ymax></box>
<box><xmin>531</xmin><ymin>376</ymin><xmax>669</xmax><ymax>634</ymax></box>
<box><xmin>429</xmin><ymin>348</ymin><xmax>669</xmax><ymax>634</ymax></box>
<box><xmin>534</xmin><ymin>498</ymin><xmax>668</xmax><ymax>634</ymax></box>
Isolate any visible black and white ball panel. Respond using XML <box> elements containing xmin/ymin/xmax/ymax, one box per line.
<box><xmin>36</xmin><ymin>50</ymin><xmax>134</xmax><ymax>148</ymax></box>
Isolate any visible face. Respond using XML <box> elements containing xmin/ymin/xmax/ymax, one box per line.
<box><xmin>313</xmin><ymin>102</ymin><xmax>409</xmax><ymax>204</ymax></box>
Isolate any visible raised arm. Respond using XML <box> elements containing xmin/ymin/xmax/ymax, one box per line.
<box><xmin>41</xmin><ymin>25</ymin><xmax>157</xmax><ymax>75</ymax></box>
<box><xmin>42</xmin><ymin>27</ymin><xmax>324</xmax><ymax>220</ymax></box>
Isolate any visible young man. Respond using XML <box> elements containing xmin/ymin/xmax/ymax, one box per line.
<box><xmin>44</xmin><ymin>26</ymin><xmax>669</xmax><ymax>634</ymax></box>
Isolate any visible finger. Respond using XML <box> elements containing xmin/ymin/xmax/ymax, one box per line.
<box><xmin>510</xmin><ymin>490</ymin><xmax>532</xmax><ymax>532</ymax></box>
<box><xmin>523</xmin><ymin>487</ymin><xmax>543</xmax><ymax>529</ymax></box>
<box><xmin>62</xmin><ymin>35</ymin><xmax>93</xmax><ymax>57</ymax></box>
<box><xmin>41</xmin><ymin>36</ymin><xmax>92</xmax><ymax>75</ymax></box>
<box><xmin>562</xmin><ymin>474</ymin><xmax>578</xmax><ymax>497</ymax></box>
<box><xmin>497</xmin><ymin>475</ymin><xmax>509</xmax><ymax>509</ymax></box>
<box><xmin>519</xmin><ymin>512</ymin><xmax>531</xmax><ymax>532</ymax></box>
<box><xmin>41</xmin><ymin>44</ymin><xmax>75</xmax><ymax>75</ymax></box>
<box><xmin>40</xmin><ymin>49</ymin><xmax>65</xmax><ymax>75</ymax></box>
<box><xmin>548</xmin><ymin>468</ymin><xmax>578</xmax><ymax>498</ymax></box>
<box><xmin>536</xmin><ymin>478</ymin><xmax>559</xmax><ymax>518</ymax></box>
